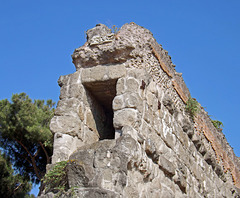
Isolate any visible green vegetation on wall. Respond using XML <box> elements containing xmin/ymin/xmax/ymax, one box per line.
<box><xmin>185</xmin><ymin>97</ymin><xmax>199</xmax><ymax>119</ymax></box>
<box><xmin>211</xmin><ymin>120</ymin><xmax>224</xmax><ymax>130</ymax></box>
<box><xmin>42</xmin><ymin>161</ymin><xmax>68</xmax><ymax>193</ymax></box>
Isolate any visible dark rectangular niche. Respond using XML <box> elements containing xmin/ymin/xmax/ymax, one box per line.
<box><xmin>83</xmin><ymin>79</ymin><xmax>117</xmax><ymax>140</ymax></box>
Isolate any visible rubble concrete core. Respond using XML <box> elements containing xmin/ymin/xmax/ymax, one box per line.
<box><xmin>40</xmin><ymin>23</ymin><xmax>240</xmax><ymax>198</ymax></box>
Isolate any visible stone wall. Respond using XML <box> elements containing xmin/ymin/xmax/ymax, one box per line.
<box><xmin>40</xmin><ymin>23</ymin><xmax>240</xmax><ymax>197</ymax></box>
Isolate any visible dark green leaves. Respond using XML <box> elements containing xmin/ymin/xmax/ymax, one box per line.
<box><xmin>0</xmin><ymin>151</ymin><xmax>33</xmax><ymax>198</ymax></box>
<box><xmin>0</xmin><ymin>93</ymin><xmax>55</xmax><ymax>184</ymax></box>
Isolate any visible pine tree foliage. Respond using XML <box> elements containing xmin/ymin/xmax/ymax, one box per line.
<box><xmin>0</xmin><ymin>93</ymin><xmax>55</xmax><ymax>184</ymax></box>
<box><xmin>0</xmin><ymin>151</ymin><xmax>33</xmax><ymax>198</ymax></box>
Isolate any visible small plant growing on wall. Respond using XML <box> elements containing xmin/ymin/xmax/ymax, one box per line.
<box><xmin>42</xmin><ymin>161</ymin><xmax>68</xmax><ymax>194</ymax></box>
<box><xmin>211</xmin><ymin>120</ymin><xmax>224</xmax><ymax>130</ymax></box>
<box><xmin>111</xmin><ymin>25</ymin><xmax>119</xmax><ymax>34</ymax></box>
<box><xmin>185</xmin><ymin>97</ymin><xmax>199</xmax><ymax>119</ymax></box>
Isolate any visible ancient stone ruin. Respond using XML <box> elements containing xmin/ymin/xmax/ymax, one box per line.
<box><xmin>40</xmin><ymin>23</ymin><xmax>240</xmax><ymax>197</ymax></box>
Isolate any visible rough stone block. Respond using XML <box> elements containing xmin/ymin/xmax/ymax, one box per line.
<box><xmin>93</xmin><ymin>150</ymin><xmax>112</xmax><ymax>169</ymax></box>
<box><xmin>175</xmin><ymin>141</ymin><xmax>186</xmax><ymax>159</ymax></box>
<box><xmin>143</xmin><ymin>104</ymin><xmax>153</xmax><ymax>124</ymax></box>
<box><xmin>160</xmin><ymin>186</ymin><xmax>174</xmax><ymax>198</ymax></box>
<box><xmin>146</xmin><ymin>91</ymin><xmax>154</xmax><ymax>107</ymax></box>
<box><xmin>112</xmin><ymin>95</ymin><xmax>124</xmax><ymax>110</ymax></box>
<box><xmin>204</xmin><ymin>152</ymin><xmax>217</xmax><ymax>169</ymax></box>
<box><xmin>108</xmin><ymin>64</ymin><xmax>127</xmax><ymax>79</ymax></box>
<box><xmin>50</xmin><ymin>116</ymin><xmax>81</xmax><ymax>136</ymax></box>
<box><xmin>52</xmin><ymin>133</ymin><xmax>81</xmax><ymax>163</ymax></box>
<box><xmin>83</xmin><ymin>66</ymin><xmax>107</xmax><ymax>82</ymax></box>
<box><xmin>191</xmin><ymin>133</ymin><xmax>200</xmax><ymax>144</ymax></box>
<box><xmin>124</xmin><ymin>93</ymin><xmax>143</xmax><ymax>112</ymax></box>
<box><xmin>178</xmin><ymin>115</ymin><xmax>191</xmax><ymax>132</ymax></box>
<box><xmin>85</xmin><ymin>109</ymin><xmax>97</xmax><ymax>133</ymax></box>
<box><xmin>162</xmin><ymin>95</ymin><xmax>175</xmax><ymax>115</ymax></box>
<box><xmin>113</xmin><ymin>93</ymin><xmax>142</xmax><ymax>112</ymax></box>
<box><xmin>68</xmin><ymin>70</ymin><xmax>81</xmax><ymax>85</ymax></box>
<box><xmin>83</xmin><ymin>126</ymin><xmax>99</xmax><ymax>144</ymax></box>
<box><xmin>141</xmin><ymin>120</ymin><xmax>153</xmax><ymax>137</ymax></box>
<box><xmin>113</xmin><ymin>108</ymin><xmax>139</xmax><ymax>129</ymax></box>
<box><xmin>183</xmin><ymin>125</ymin><xmax>194</xmax><ymax>138</ymax></box>
<box><xmin>125</xmin><ymin>77</ymin><xmax>139</xmax><ymax>93</ymax></box>
<box><xmin>59</xmin><ymin>85</ymin><xmax>69</xmax><ymax>99</ymax></box>
<box><xmin>178</xmin><ymin>130</ymin><xmax>189</xmax><ymax>149</ymax></box>
<box><xmin>121</xmin><ymin>125</ymin><xmax>139</xmax><ymax>141</ymax></box>
<box><xmin>81</xmin><ymin>64</ymin><xmax>126</xmax><ymax>83</ymax></box>
<box><xmin>123</xmin><ymin>186</ymin><xmax>139</xmax><ymax>198</ymax></box>
<box><xmin>147</xmin><ymin>80</ymin><xmax>157</xmax><ymax>94</ymax></box>
<box><xmin>67</xmin><ymin>161</ymin><xmax>89</xmax><ymax>188</ymax></box>
<box><xmin>174</xmin><ymin>173</ymin><xmax>187</xmax><ymax>193</ymax></box>
<box><xmin>55</xmin><ymin>98</ymin><xmax>80</xmax><ymax>116</ymax></box>
<box><xmin>74</xmin><ymin>187</ymin><xmax>121</xmax><ymax>198</ymax></box>
<box><xmin>191</xmin><ymin>161</ymin><xmax>203</xmax><ymax>181</ymax></box>
<box><xmin>167</xmin><ymin>133</ymin><xmax>177</xmax><ymax>149</ymax></box>
<box><xmin>198</xmin><ymin>144</ymin><xmax>207</xmax><ymax>156</ymax></box>
<box><xmin>158</xmin><ymin>155</ymin><xmax>175</xmax><ymax>177</ymax></box>
<box><xmin>78</xmin><ymin>102</ymin><xmax>85</xmax><ymax>121</ymax></box>
<box><xmin>58</xmin><ymin>74</ymin><xmax>70</xmax><ymax>87</ymax></box>
<box><xmin>68</xmin><ymin>84</ymin><xmax>84</xmax><ymax>98</ymax></box>
<box><xmin>153</xmin><ymin>116</ymin><xmax>162</xmax><ymax>132</ymax></box>
<box><xmin>145</xmin><ymin>138</ymin><xmax>157</xmax><ymax>162</ymax></box>
<box><xmin>116</xmin><ymin>77</ymin><xmax>125</xmax><ymax>95</ymax></box>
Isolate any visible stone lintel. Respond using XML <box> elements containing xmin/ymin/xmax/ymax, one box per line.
<box><xmin>81</xmin><ymin>64</ymin><xmax>126</xmax><ymax>84</ymax></box>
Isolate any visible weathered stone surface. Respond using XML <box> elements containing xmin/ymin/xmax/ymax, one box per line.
<box><xmin>86</xmin><ymin>24</ymin><xmax>114</xmax><ymax>46</ymax></box>
<box><xmin>40</xmin><ymin>187</ymin><xmax>120</xmax><ymax>198</ymax></box>
<box><xmin>82</xmin><ymin>126</ymin><xmax>99</xmax><ymax>144</ymax></box>
<box><xmin>81</xmin><ymin>64</ymin><xmax>126</xmax><ymax>83</ymax></box>
<box><xmin>39</xmin><ymin>23</ymin><xmax>240</xmax><ymax>197</ymax></box>
<box><xmin>85</xmin><ymin>109</ymin><xmax>97</xmax><ymax>133</ymax></box>
<box><xmin>113</xmin><ymin>92</ymin><xmax>142</xmax><ymax>112</ymax></box>
<box><xmin>67</xmin><ymin>162</ymin><xmax>89</xmax><ymax>188</ymax></box>
<box><xmin>72</xmin><ymin>24</ymin><xmax>138</xmax><ymax>69</ymax></box>
<box><xmin>160</xmin><ymin>186</ymin><xmax>174</xmax><ymax>198</ymax></box>
<box><xmin>113</xmin><ymin>108</ymin><xmax>139</xmax><ymax>129</ymax></box>
<box><xmin>38</xmin><ymin>192</ymin><xmax>55</xmax><ymax>198</ymax></box>
<box><xmin>51</xmin><ymin>133</ymin><xmax>82</xmax><ymax>163</ymax></box>
<box><xmin>116</xmin><ymin>77</ymin><xmax>125</xmax><ymax>95</ymax></box>
<box><xmin>54</xmin><ymin>98</ymin><xmax>80</xmax><ymax>116</ymax></box>
<box><xmin>162</xmin><ymin>95</ymin><xmax>175</xmax><ymax>115</ymax></box>
<box><xmin>112</xmin><ymin>95</ymin><xmax>124</xmax><ymax>110</ymax></box>
<box><xmin>173</xmin><ymin>172</ymin><xmax>187</xmax><ymax>193</ymax></box>
<box><xmin>50</xmin><ymin>115</ymin><xmax>81</xmax><ymax>135</ymax></box>
<box><xmin>74</xmin><ymin>187</ymin><xmax>120</xmax><ymax>198</ymax></box>
<box><xmin>125</xmin><ymin>77</ymin><xmax>139</xmax><ymax>93</ymax></box>
<box><xmin>158</xmin><ymin>155</ymin><xmax>175</xmax><ymax>177</ymax></box>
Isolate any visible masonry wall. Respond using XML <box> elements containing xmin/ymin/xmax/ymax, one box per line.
<box><xmin>41</xmin><ymin>23</ymin><xmax>240</xmax><ymax>198</ymax></box>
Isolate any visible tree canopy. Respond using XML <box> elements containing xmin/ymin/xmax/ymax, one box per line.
<box><xmin>0</xmin><ymin>151</ymin><xmax>33</xmax><ymax>198</ymax></box>
<box><xmin>0</xmin><ymin>93</ymin><xmax>55</xmax><ymax>184</ymax></box>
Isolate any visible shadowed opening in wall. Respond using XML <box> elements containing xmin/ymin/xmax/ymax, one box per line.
<box><xmin>84</xmin><ymin>79</ymin><xmax>117</xmax><ymax>140</ymax></box>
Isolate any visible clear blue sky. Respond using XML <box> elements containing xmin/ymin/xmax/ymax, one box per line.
<box><xmin>0</xmin><ymin>0</ymin><xmax>239</xmax><ymax>195</ymax></box>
